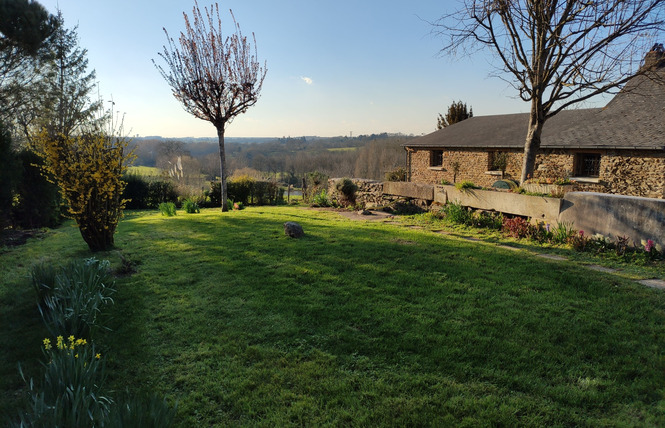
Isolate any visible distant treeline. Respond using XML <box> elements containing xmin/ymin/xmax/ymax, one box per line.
<box><xmin>128</xmin><ymin>133</ymin><xmax>412</xmax><ymax>183</ymax></box>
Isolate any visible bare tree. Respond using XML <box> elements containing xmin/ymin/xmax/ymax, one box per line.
<box><xmin>434</xmin><ymin>0</ymin><xmax>665</xmax><ymax>183</ymax></box>
<box><xmin>154</xmin><ymin>1</ymin><xmax>266</xmax><ymax>210</ymax></box>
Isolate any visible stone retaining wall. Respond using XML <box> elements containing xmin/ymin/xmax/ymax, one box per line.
<box><xmin>327</xmin><ymin>178</ymin><xmax>386</xmax><ymax>207</ymax></box>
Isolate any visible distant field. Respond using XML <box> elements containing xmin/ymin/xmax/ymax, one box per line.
<box><xmin>126</xmin><ymin>166</ymin><xmax>162</xmax><ymax>176</ymax></box>
<box><xmin>327</xmin><ymin>147</ymin><xmax>358</xmax><ymax>152</ymax></box>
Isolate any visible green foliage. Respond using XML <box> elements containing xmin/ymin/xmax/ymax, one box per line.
<box><xmin>227</xmin><ymin>175</ymin><xmax>255</xmax><ymax>205</ymax></box>
<box><xmin>311</xmin><ymin>189</ymin><xmax>330</xmax><ymax>207</ymax></box>
<box><xmin>455</xmin><ymin>180</ymin><xmax>477</xmax><ymax>190</ymax></box>
<box><xmin>32</xmin><ymin>258</ymin><xmax>115</xmax><ymax>337</ymax></box>
<box><xmin>303</xmin><ymin>171</ymin><xmax>328</xmax><ymax>203</ymax></box>
<box><xmin>227</xmin><ymin>199</ymin><xmax>234</xmax><ymax>211</ymax></box>
<box><xmin>437</xmin><ymin>100</ymin><xmax>473</xmax><ymax>129</ymax></box>
<box><xmin>14</xmin><ymin>336</ymin><xmax>111</xmax><ymax>428</ymax></box>
<box><xmin>0</xmin><ymin>121</ymin><xmax>16</xmax><ymax>227</ymax></box>
<box><xmin>182</xmin><ymin>198</ymin><xmax>200</xmax><ymax>214</ymax></box>
<box><xmin>32</xmin><ymin>131</ymin><xmax>134</xmax><ymax>252</ymax></box>
<box><xmin>335</xmin><ymin>177</ymin><xmax>358</xmax><ymax>206</ymax></box>
<box><xmin>443</xmin><ymin>201</ymin><xmax>474</xmax><ymax>225</ymax></box>
<box><xmin>0</xmin><ymin>0</ymin><xmax>57</xmax><ymax>55</ymax></box>
<box><xmin>106</xmin><ymin>394</ymin><xmax>176</xmax><ymax>428</ymax></box>
<box><xmin>12</xmin><ymin>149</ymin><xmax>63</xmax><ymax>228</ymax></box>
<box><xmin>385</xmin><ymin>167</ymin><xmax>406</xmax><ymax>182</ymax></box>
<box><xmin>159</xmin><ymin>202</ymin><xmax>176</xmax><ymax>217</ymax></box>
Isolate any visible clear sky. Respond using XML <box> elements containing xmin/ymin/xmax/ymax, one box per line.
<box><xmin>38</xmin><ymin>0</ymin><xmax>535</xmax><ymax>138</ymax></box>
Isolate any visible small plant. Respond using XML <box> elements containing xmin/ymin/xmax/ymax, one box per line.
<box><xmin>502</xmin><ymin>216</ymin><xmax>531</xmax><ymax>239</ymax></box>
<box><xmin>311</xmin><ymin>189</ymin><xmax>330</xmax><ymax>207</ymax></box>
<box><xmin>455</xmin><ymin>180</ymin><xmax>476</xmax><ymax>191</ymax></box>
<box><xmin>441</xmin><ymin>179</ymin><xmax>451</xmax><ymax>185</ymax></box>
<box><xmin>32</xmin><ymin>258</ymin><xmax>116</xmax><ymax>338</ymax></box>
<box><xmin>385</xmin><ymin>167</ymin><xmax>406</xmax><ymax>182</ymax></box>
<box><xmin>233</xmin><ymin>201</ymin><xmax>244</xmax><ymax>210</ymax></box>
<box><xmin>159</xmin><ymin>202</ymin><xmax>177</xmax><ymax>216</ymax></box>
<box><xmin>615</xmin><ymin>235</ymin><xmax>630</xmax><ymax>256</ymax></box>
<box><xmin>569</xmin><ymin>230</ymin><xmax>589</xmax><ymax>251</ymax></box>
<box><xmin>551</xmin><ymin>221</ymin><xmax>576</xmax><ymax>244</ymax></box>
<box><xmin>15</xmin><ymin>336</ymin><xmax>111</xmax><ymax>427</ymax></box>
<box><xmin>443</xmin><ymin>201</ymin><xmax>474</xmax><ymax>225</ymax></box>
<box><xmin>107</xmin><ymin>393</ymin><xmax>177</xmax><ymax>427</ymax></box>
<box><xmin>227</xmin><ymin>199</ymin><xmax>234</xmax><ymax>211</ymax></box>
<box><xmin>182</xmin><ymin>198</ymin><xmax>200</xmax><ymax>214</ymax></box>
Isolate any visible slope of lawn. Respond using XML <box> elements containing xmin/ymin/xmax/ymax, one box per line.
<box><xmin>1</xmin><ymin>206</ymin><xmax>664</xmax><ymax>426</ymax></box>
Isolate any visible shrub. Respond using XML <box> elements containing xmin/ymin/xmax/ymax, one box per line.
<box><xmin>474</xmin><ymin>210</ymin><xmax>504</xmax><ymax>230</ymax></box>
<box><xmin>233</xmin><ymin>201</ymin><xmax>244</xmax><ymax>210</ymax></box>
<box><xmin>182</xmin><ymin>198</ymin><xmax>200</xmax><ymax>214</ymax></box>
<box><xmin>569</xmin><ymin>230</ymin><xmax>590</xmax><ymax>251</ymax></box>
<box><xmin>443</xmin><ymin>201</ymin><xmax>474</xmax><ymax>225</ymax></box>
<box><xmin>122</xmin><ymin>174</ymin><xmax>150</xmax><ymax>209</ymax></box>
<box><xmin>147</xmin><ymin>181</ymin><xmax>178</xmax><ymax>209</ymax></box>
<box><xmin>32</xmin><ymin>131</ymin><xmax>134</xmax><ymax>252</ymax></box>
<box><xmin>551</xmin><ymin>221</ymin><xmax>576</xmax><ymax>244</ymax></box>
<box><xmin>159</xmin><ymin>202</ymin><xmax>176</xmax><ymax>217</ymax></box>
<box><xmin>12</xmin><ymin>149</ymin><xmax>63</xmax><ymax>228</ymax></box>
<box><xmin>391</xmin><ymin>200</ymin><xmax>426</xmax><ymax>215</ymax></box>
<box><xmin>502</xmin><ymin>216</ymin><xmax>531</xmax><ymax>239</ymax></box>
<box><xmin>227</xmin><ymin>175</ymin><xmax>255</xmax><ymax>205</ymax></box>
<box><xmin>227</xmin><ymin>199</ymin><xmax>234</xmax><ymax>211</ymax></box>
<box><xmin>15</xmin><ymin>336</ymin><xmax>111</xmax><ymax>427</ymax></box>
<box><xmin>32</xmin><ymin>258</ymin><xmax>116</xmax><ymax>338</ymax></box>
<box><xmin>311</xmin><ymin>189</ymin><xmax>330</xmax><ymax>207</ymax></box>
<box><xmin>455</xmin><ymin>180</ymin><xmax>476</xmax><ymax>191</ymax></box>
<box><xmin>385</xmin><ymin>167</ymin><xmax>406</xmax><ymax>182</ymax></box>
<box><xmin>335</xmin><ymin>178</ymin><xmax>358</xmax><ymax>206</ymax></box>
<box><xmin>303</xmin><ymin>171</ymin><xmax>328</xmax><ymax>203</ymax></box>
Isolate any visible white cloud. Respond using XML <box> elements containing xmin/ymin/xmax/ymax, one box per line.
<box><xmin>301</xmin><ymin>76</ymin><xmax>313</xmax><ymax>85</ymax></box>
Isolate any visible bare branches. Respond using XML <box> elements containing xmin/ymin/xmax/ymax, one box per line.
<box><xmin>434</xmin><ymin>0</ymin><xmax>665</xmax><ymax>116</ymax></box>
<box><xmin>153</xmin><ymin>1</ymin><xmax>266</xmax><ymax>129</ymax></box>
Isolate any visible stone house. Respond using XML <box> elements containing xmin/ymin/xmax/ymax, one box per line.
<box><xmin>404</xmin><ymin>50</ymin><xmax>665</xmax><ymax>199</ymax></box>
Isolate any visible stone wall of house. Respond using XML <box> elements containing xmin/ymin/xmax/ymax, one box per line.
<box><xmin>407</xmin><ymin>148</ymin><xmax>523</xmax><ymax>188</ymax></box>
<box><xmin>534</xmin><ymin>149</ymin><xmax>665</xmax><ymax>199</ymax></box>
<box><xmin>409</xmin><ymin>147</ymin><xmax>665</xmax><ymax>198</ymax></box>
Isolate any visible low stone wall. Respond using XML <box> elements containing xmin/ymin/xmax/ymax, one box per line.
<box><xmin>559</xmin><ymin>192</ymin><xmax>665</xmax><ymax>245</ymax></box>
<box><xmin>436</xmin><ymin>185</ymin><xmax>562</xmax><ymax>223</ymax></box>
<box><xmin>327</xmin><ymin>178</ymin><xmax>385</xmax><ymax>207</ymax></box>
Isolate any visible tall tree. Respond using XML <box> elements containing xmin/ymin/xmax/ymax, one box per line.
<box><xmin>154</xmin><ymin>1</ymin><xmax>266</xmax><ymax>211</ymax></box>
<box><xmin>437</xmin><ymin>100</ymin><xmax>473</xmax><ymax>129</ymax></box>
<box><xmin>32</xmin><ymin>10</ymin><xmax>101</xmax><ymax>138</ymax></box>
<box><xmin>434</xmin><ymin>0</ymin><xmax>665</xmax><ymax>183</ymax></box>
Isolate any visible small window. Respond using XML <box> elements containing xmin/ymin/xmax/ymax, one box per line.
<box><xmin>575</xmin><ymin>153</ymin><xmax>601</xmax><ymax>177</ymax></box>
<box><xmin>430</xmin><ymin>150</ymin><xmax>443</xmax><ymax>167</ymax></box>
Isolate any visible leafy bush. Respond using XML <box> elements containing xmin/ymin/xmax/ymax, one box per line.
<box><xmin>159</xmin><ymin>202</ymin><xmax>176</xmax><ymax>217</ymax></box>
<box><xmin>227</xmin><ymin>175</ymin><xmax>255</xmax><ymax>205</ymax></box>
<box><xmin>32</xmin><ymin>258</ymin><xmax>116</xmax><ymax>338</ymax></box>
<box><xmin>455</xmin><ymin>180</ymin><xmax>477</xmax><ymax>191</ymax></box>
<box><xmin>474</xmin><ymin>210</ymin><xmax>504</xmax><ymax>230</ymax></box>
<box><xmin>311</xmin><ymin>189</ymin><xmax>330</xmax><ymax>207</ymax></box>
<box><xmin>303</xmin><ymin>171</ymin><xmax>328</xmax><ymax>203</ymax></box>
<box><xmin>551</xmin><ymin>222</ymin><xmax>576</xmax><ymax>244</ymax></box>
<box><xmin>14</xmin><ymin>336</ymin><xmax>111</xmax><ymax>427</ymax></box>
<box><xmin>443</xmin><ymin>201</ymin><xmax>474</xmax><ymax>225</ymax></box>
<box><xmin>32</xmin><ymin>131</ymin><xmax>133</xmax><ymax>252</ymax></box>
<box><xmin>335</xmin><ymin>178</ymin><xmax>358</xmax><ymax>206</ymax></box>
<box><xmin>147</xmin><ymin>181</ymin><xmax>178</xmax><ymax>209</ymax></box>
<box><xmin>122</xmin><ymin>174</ymin><xmax>150</xmax><ymax>209</ymax></box>
<box><xmin>227</xmin><ymin>199</ymin><xmax>234</xmax><ymax>211</ymax></box>
<box><xmin>12</xmin><ymin>149</ymin><xmax>63</xmax><ymax>228</ymax></box>
<box><xmin>391</xmin><ymin>200</ymin><xmax>426</xmax><ymax>215</ymax></box>
<box><xmin>502</xmin><ymin>216</ymin><xmax>531</xmax><ymax>239</ymax></box>
<box><xmin>385</xmin><ymin>167</ymin><xmax>406</xmax><ymax>182</ymax></box>
<box><xmin>182</xmin><ymin>198</ymin><xmax>200</xmax><ymax>214</ymax></box>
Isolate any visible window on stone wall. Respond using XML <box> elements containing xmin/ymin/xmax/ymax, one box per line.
<box><xmin>574</xmin><ymin>153</ymin><xmax>601</xmax><ymax>177</ymax></box>
<box><xmin>430</xmin><ymin>150</ymin><xmax>443</xmax><ymax>167</ymax></box>
<box><xmin>488</xmin><ymin>151</ymin><xmax>509</xmax><ymax>172</ymax></box>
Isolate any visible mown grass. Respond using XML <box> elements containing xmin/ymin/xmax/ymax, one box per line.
<box><xmin>2</xmin><ymin>206</ymin><xmax>664</xmax><ymax>426</ymax></box>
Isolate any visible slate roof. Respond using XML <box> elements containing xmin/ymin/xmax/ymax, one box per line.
<box><xmin>407</xmin><ymin>65</ymin><xmax>665</xmax><ymax>151</ymax></box>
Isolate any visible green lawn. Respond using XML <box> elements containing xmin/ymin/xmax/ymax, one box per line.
<box><xmin>2</xmin><ymin>207</ymin><xmax>664</xmax><ymax>426</ymax></box>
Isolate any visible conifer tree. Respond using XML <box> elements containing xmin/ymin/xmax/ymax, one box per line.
<box><xmin>437</xmin><ymin>100</ymin><xmax>473</xmax><ymax>130</ymax></box>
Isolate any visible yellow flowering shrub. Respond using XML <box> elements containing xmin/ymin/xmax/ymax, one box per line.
<box><xmin>32</xmin><ymin>131</ymin><xmax>134</xmax><ymax>251</ymax></box>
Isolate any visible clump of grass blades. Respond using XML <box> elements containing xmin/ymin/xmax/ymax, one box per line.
<box><xmin>182</xmin><ymin>198</ymin><xmax>200</xmax><ymax>214</ymax></box>
<box><xmin>158</xmin><ymin>202</ymin><xmax>176</xmax><ymax>216</ymax></box>
<box><xmin>32</xmin><ymin>258</ymin><xmax>115</xmax><ymax>338</ymax></box>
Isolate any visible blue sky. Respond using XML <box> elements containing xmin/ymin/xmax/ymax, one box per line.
<box><xmin>39</xmin><ymin>0</ymin><xmax>534</xmax><ymax>138</ymax></box>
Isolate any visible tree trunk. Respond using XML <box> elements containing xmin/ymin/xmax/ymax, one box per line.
<box><xmin>519</xmin><ymin>104</ymin><xmax>546</xmax><ymax>184</ymax></box>
<box><xmin>217</xmin><ymin>123</ymin><xmax>228</xmax><ymax>211</ymax></box>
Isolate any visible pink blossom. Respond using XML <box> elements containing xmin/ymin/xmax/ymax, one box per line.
<box><xmin>579</xmin><ymin>230</ymin><xmax>584</xmax><ymax>237</ymax></box>
<box><xmin>645</xmin><ymin>239</ymin><xmax>654</xmax><ymax>252</ymax></box>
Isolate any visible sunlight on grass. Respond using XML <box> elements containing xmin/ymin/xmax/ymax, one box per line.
<box><xmin>2</xmin><ymin>206</ymin><xmax>664</xmax><ymax>426</ymax></box>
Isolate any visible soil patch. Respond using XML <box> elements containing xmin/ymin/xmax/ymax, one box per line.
<box><xmin>1</xmin><ymin>229</ymin><xmax>44</xmax><ymax>248</ymax></box>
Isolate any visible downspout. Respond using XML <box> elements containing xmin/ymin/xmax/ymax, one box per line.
<box><xmin>405</xmin><ymin>148</ymin><xmax>412</xmax><ymax>182</ymax></box>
